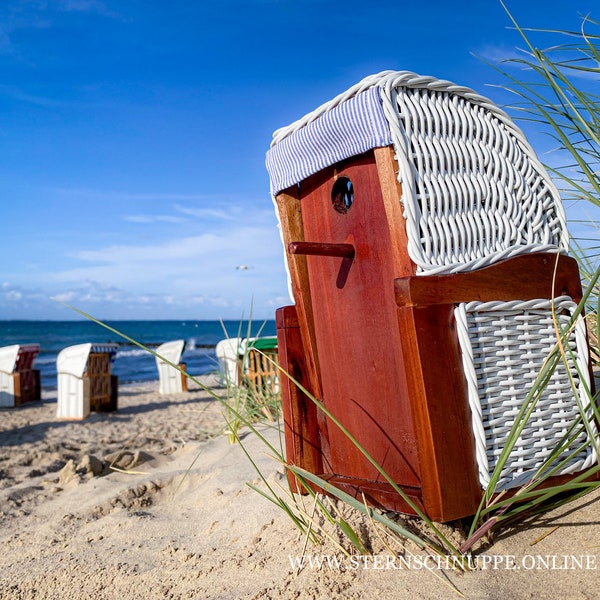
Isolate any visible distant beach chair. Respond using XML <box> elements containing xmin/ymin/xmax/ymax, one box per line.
<box><xmin>0</xmin><ymin>343</ymin><xmax>41</xmax><ymax>407</ymax></box>
<box><xmin>56</xmin><ymin>343</ymin><xmax>119</xmax><ymax>419</ymax></box>
<box><xmin>240</xmin><ymin>337</ymin><xmax>279</xmax><ymax>398</ymax></box>
<box><xmin>216</xmin><ymin>336</ymin><xmax>279</xmax><ymax>397</ymax></box>
<box><xmin>156</xmin><ymin>340</ymin><xmax>187</xmax><ymax>394</ymax></box>
<box><xmin>215</xmin><ymin>337</ymin><xmax>243</xmax><ymax>386</ymax></box>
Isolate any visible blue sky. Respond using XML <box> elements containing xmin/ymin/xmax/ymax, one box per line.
<box><xmin>0</xmin><ymin>0</ymin><xmax>596</xmax><ymax>321</ymax></box>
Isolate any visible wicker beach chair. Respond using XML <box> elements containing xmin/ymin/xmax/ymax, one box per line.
<box><xmin>56</xmin><ymin>343</ymin><xmax>119</xmax><ymax>419</ymax></box>
<box><xmin>0</xmin><ymin>344</ymin><xmax>41</xmax><ymax>407</ymax></box>
<box><xmin>266</xmin><ymin>70</ymin><xmax>596</xmax><ymax>521</ymax></box>
<box><xmin>156</xmin><ymin>340</ymin><xmax>187</xmax><ymax>394</ymax></box>
<box><xmin>216</xmin><ymin>337</ymin><xmax>280</xmax><ymax>392</ymax></box>
<box><xmin>239</xmin><ymin>337</ymin><xmax>280</xmax><ymax>399</ymax></box>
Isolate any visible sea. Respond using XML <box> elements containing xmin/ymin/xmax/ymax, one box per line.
<box><xmin>0</xmin><ymin>320</ymin><xmax>277</xmax><ymax>390</ymax></box>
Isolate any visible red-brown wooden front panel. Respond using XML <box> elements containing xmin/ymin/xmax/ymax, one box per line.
<box><xmin>298</xmin><ymin>151</ymin><xmax>421</xmax><ymax>487</ymax></box>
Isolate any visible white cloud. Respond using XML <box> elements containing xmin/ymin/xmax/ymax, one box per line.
<box><xmin>52</xmin><ymin>291</ymin><xmax>76</xmax><ymax>303</ymax></box>
<box><xmin>174</xmin><ymin>204</ymin><xmax>240</xmax><ymax>221</ymax></box>
<box><xmin>474</xmin><ymin>42</ymin><xmax>523</xmax><ymax>66</ymax></box>
<box><xmin>58</xmin><ymin>0</ymin><xmax>123</xmax><ymax>19</ymax></box>
<box><xmin>475</xmin><ymin>39</ymin><xmax>600</xmax><ymax>83</ymax></box>
<box><xmin>38</xmin><ymin>219</ymin><xmax>289</xmax><ymax>320</ymax></box>
<box><xmin>5</xmin><ymin>289</ymin><xmax>23</xmax><ymax>301</ymax></box>
<box><xmin>71</xmin><ymin>231</ymin><xmax>235</xmax><ymax>263</ymax></box>
<box><xmin>0</xmin><ymin>83</ymin><xmax>69</xmax><ymax>107</ymax></box>
<box><xmin>46</xmin><ymin>280</ymin><xmax>272</xmax><ymax>320</ymax></box>
<box><xmin>2</xmin><ymin>282</ymin><xmax>24</xmax><ymax>301</ymax></box>
<box><xmin>122</xmin><ymin>203</ymin><xmax>260</xmax><ymax>224</ymax></box>
<box><xmin>2</xmin><ymin>183</ymin><xmax>287</xmax><ymax>319</ymax></box>
<box><xmin>124</xmin><ymin>214</ymin><xmax>188</xmax><ymax>224</ymax></box>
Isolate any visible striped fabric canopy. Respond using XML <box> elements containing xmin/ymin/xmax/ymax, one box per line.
<box><xmin>266</xmin><ymin>86</ymin><xmax>392</xmax><ymax>195</ymax></box>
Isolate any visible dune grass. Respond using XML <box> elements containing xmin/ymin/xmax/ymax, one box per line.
<box><xmin>494</xmin><ymin>1</ymin><xmax>599</xmax><ymax>314</ymax></box>
<box><xmin>458</xmin><ymin>5</ymin><xmax>600</xmax><ymax>548</ymax></box>
<box><xmin>217</xmin><ymin>318</ymin><xmax>281</xmax><ymax>443</ymax></box>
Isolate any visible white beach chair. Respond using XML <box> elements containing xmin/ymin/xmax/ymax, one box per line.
<box><xmin>215</xmin><ymin>337</ymin><xmax>243</xmax><ymax>386</ymax></box>
<box><xmin>156</xmin><ymin>340</ymin><xmax>187</xmax><ymax>394</ymax></box>
<box><xmin>216</xmin><ymin>336</ymin><xmax>280</xmax><ymax>397</ymax></box>
<box><xmin>56</xmin><ymin>343</ymin><xmax>119</xmax><ymax>419</ymax></box>
<box><xmin>0</xmin><ymin>343</ymin><xmax>41</xmax><ymax>407</ymax></box>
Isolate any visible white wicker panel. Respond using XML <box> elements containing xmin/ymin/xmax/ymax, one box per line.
<box><xmin>56</xmin><ymin>373</ymin><xmax>89</xmax><ymax>419</ymax></box>
<box><xmin>0</xmin><ymin>371</ymin><xmax>15</xmax><ymax>408</ymax></box>
<box><xmin>157</xmin><ymin>362</ymin><xmax>184</xmax><ymax>394</ymax></box>
<box><xmin>382</xmin><ymin>81</ymin><xmax>566</xmax><ymax>274</ymax></box>
<box><xmin>455</xmin><ymin>297</ymin><xmax>596</xmax><ymax>491</ymax></box>
<box><xmin>156</xmin><ymin>340</ymin><xmax>185</xmax><ymax>394</ymax></box>
<box><xmin>216</xmin><ymin>337</ymin><xmax>243</xmax><ymax>386</ymax></box>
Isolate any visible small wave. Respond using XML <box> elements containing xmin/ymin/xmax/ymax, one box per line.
<box><xmin>34</xmin><ymin>355</ymin><xmax>58</xmax><ymax>365</ymax></box>
<box><xmin>116</xmin><ymin>348</ymin><xmax>151</xmax><ymax>358</ymax></box>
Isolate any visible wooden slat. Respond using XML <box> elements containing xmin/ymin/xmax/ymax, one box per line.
<box><xmin>276</xmin><ymin>305</ymin><xmax>326</xmax><ymax>490</ymax></box>
<box><xmin>396</xmin><ymin>304</ymin><xmax>482</xmax><ymax>521</ymax></box>
<box><xmin>275</xmin><ymin>190</ymin><xmax>323</xmax><ymax>402</ymax></box>
<box><xmin>395</xmin><ymin>253</ymin><xmax>583</xmax><ymax>307</ymax></box>
<box><xmin>298</xmin><ymin>151</ymin><xmax>421</xmax><ymax>487</ymax></box>
<box><xmin>374</xmin><ymin>146</ymin><xmax>415</xmax><ymax>278</ymax></box>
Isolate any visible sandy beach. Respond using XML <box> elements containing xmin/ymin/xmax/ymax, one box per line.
<box><xmin>1</xmin><ymin>376</ymin><xmax>600</xmax><ymax>600</ymax></box>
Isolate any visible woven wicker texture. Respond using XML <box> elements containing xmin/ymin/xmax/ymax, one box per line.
<box><xmin>455</xmin><ymin>297</ymin><xmax>596</xmax><ymax>491</ymax></box>
<box><xmin>243</xmin><ymin>348</ymin><xmax>279</xmax><ymax>395</ymax></box>
<box><xmin>385</xmin><ymin>84</ymin><xmax>566</xmax><ymax>273</ymax></box>
<box><xmin>270</xmin><ymin>71</ymin><xmax>568</xmax><ymax>275</ymax></box>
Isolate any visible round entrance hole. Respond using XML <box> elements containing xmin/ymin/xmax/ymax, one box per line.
<box><xmin>331</xmin><ymin>176</ymin><xmax>354</xmax><ymax>214</ymax></box>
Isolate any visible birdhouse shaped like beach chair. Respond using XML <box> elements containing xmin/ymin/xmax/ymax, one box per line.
<box><xmin>266</xmin><ymin>70</ymin><xmax>597</xmax><ymax>522</ymax></box>
<box><xmin>156</xmin><ymin>340</ymin><xmax>188</xmax><ymax>394</ymax></box>
<box><xmin>0</xmin><ymin>344</ymin><xmax>41</xmax><ymax>407</ymax></box>
<box><xmin>56</xmin><ymin>343</ymin><xmax>119</xmax><ymax>419</ymax></box>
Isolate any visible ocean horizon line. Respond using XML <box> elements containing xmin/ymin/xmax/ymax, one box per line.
<box><xmin>0</xmin><ymin>318</ymin><xmax>277</xmax><ymax>323</ymax></box>
<box><xmin>1</xmin><ymin>319</ymin><xmax>278</xmax><ymax>389</ymax></box>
